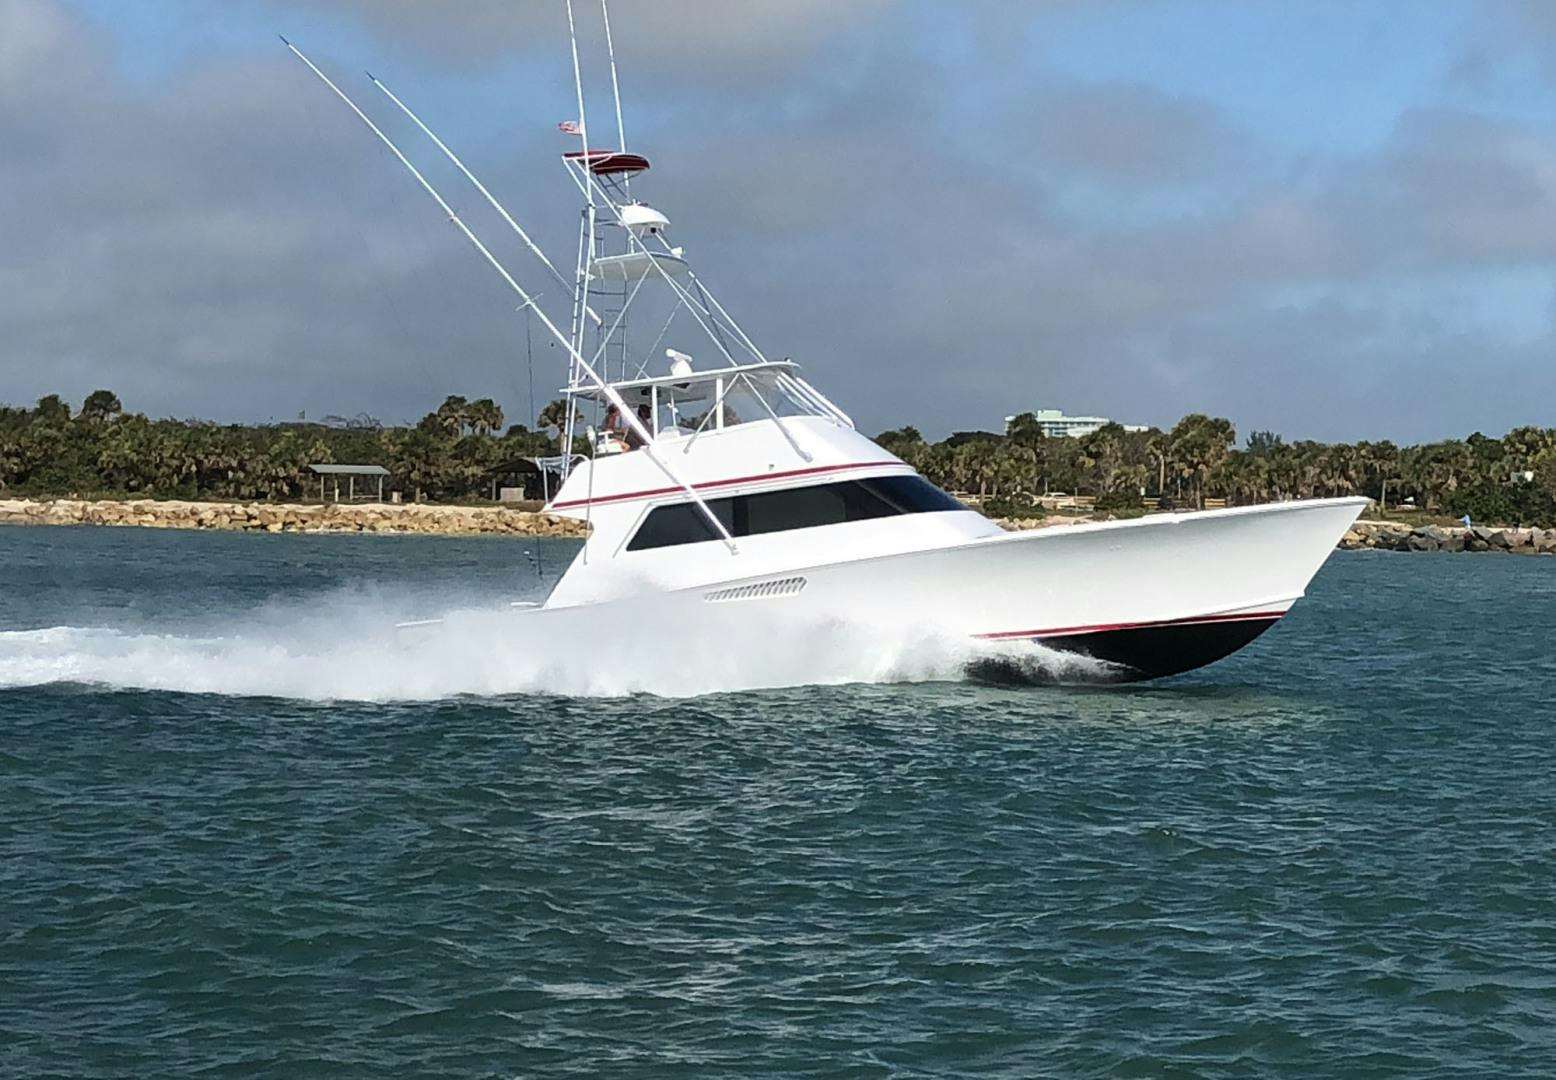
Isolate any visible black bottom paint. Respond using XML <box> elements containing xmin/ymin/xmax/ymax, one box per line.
<box><xmin>968</xmin><ymin>617</ymin><xmax>1281</xmax><ymax>686</ymax></box>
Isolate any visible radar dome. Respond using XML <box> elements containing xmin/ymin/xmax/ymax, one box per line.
<box><xmin>620</xmin><ymin>203</ymin><xmax>670</xmax><ymax>236</ymax></box>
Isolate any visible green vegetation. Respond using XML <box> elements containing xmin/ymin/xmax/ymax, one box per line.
<box><xmin>0</xmin><ymin>391</ymin><xmax>554</xmax><ymax>502</ymax></box>
<box><xmin>878</xmin><ymin>413</ymin><xmax>1556</xmax><ymax>527</ymax></box>
<box><xmin>4</xmin><ymin>392</ymin><xmax>1556</xmax><ymax>526</ymax></box>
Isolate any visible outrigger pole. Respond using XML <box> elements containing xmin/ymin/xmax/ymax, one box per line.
<box><xmin>600</xmin><ymin>0</ymin><xmax>629</xmax><ymax>161</ymax></box>
<box><xmin>280</xmin><ymin>37</ymin><xmax>738</xmax><ymax>554</ymax></box>
<box><xmin>562</xmin><ymin>0</ymin><xmax>595</xmax><ymax>467</ymax></box>
<box><xmin>366</xmin><ymin>74</ymin><xmax>600</xmax><ymax>326</ymax></box>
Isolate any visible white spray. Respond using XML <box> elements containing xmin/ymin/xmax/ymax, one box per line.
<box><xmin>0</xmin><ymin>589</ymin><xmax>1109</xmax><ymax>702</ymax></box>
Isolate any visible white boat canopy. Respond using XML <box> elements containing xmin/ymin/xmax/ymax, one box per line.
<box><xmin>590</xmin><ymin>251</ymin><xmax>689</xmax><ymax>283</ymax></box>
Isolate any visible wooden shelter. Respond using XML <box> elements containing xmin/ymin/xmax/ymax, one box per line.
<box><xmin>309</xmin><ymin>464</ymin><xmax>390</xmax><ymax>503</ymax></box>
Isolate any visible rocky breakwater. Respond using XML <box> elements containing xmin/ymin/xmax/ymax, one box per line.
<box><xmin>0</xmin><ymin>498</ymin><xmax>586</xmax><ymax>538</ymax></box>
<box><xmin>1340</xmin><ymin>519</ymin><xmax>1556</xmax><ymax>555</ymax></box>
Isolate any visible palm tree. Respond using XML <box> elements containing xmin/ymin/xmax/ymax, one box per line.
<box><xmin>987</xmin><ymin>441</ymin><xmax>1031</xmax><ymax>500</ymax></box>
<box><xmin>1538</xmin><ymin>452</ymin><xmax>1556</xmax><ymax>505</ymax></box>
<box><xmin>1005</xmin><ymin>412</ymin><xmax>1045</xmax><ymax>447</ymax></box>
<box><xmin>1402</xmin><ymin>440</ymin><xmax>1474</xmax><ymax>511</ymax></box>
<box><xmin>1145</xmin><ymin>430</ymin><xmax>1169</xmax><ymax>499</ymax></box>
<box><xmin>77</xmin><ymin>390</ymin><xmax>124</xmax><ymax>425</ymax></box>
<box><xmin>537</xmin><ymin>398</ymin><xmax>580</xmax><ymax>452</ymax></box>
<box><xmin>383</xmin><ymin>427</ymin><xmax>450</xmax><ymax>503</ymax></box>
<box><xmin>1220</xmin><ymin>452</ymin><xmax>1270</xmax><ymax>506</ymax></box>
<box><xmin>1504</xmin><ymin>426</ymin><xmax>1554</xmax><ymax>477</ymax></box>
<box><xmin>435</xmin><ymin>395</ymin><xmax>471</xmax><ymax>438</ymax></box>
<box><xmin>467</xmin><ymin>398</ymin><xmax>505</xmax><ymax>436</ymax></box>
<box><xmin>33</xmin><ymin>394</ymin><xmax>71</xmax><ymax>426</ymax></box>
<box><xmin>1079</xmin><ymin>423</ymin><xmax>1127</xmax><ymax>496</ymax></box>
<box><xmin>920</xmin><ymin>442</ymin><xmax>955</xmax><ymax>492</ymax></box>
<box><xmin>1353</xmin><ymin>440</ymin><xmax>1399</xmax><ymax>506</ymax></box>
<box><xmin>1168</xmin><ymin>414</ymin><xmax>1236</xmax><ymax>509</ymax></box>
<box><xmin>0</xmin><ymin>431</ymin><xmax>21</xmax><ymax>491</ymax></box>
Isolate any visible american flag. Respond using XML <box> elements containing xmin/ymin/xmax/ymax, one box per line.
<box><xmin>557</xmin><ymin>120</ymin><xmax>582</xmax><ymax>135</ymax></box>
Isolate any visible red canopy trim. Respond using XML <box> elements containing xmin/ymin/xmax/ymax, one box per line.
<box><xmin>563</xmin><ymin>150</ymin><xmax>651</xmax><ymax>175</ymax></box>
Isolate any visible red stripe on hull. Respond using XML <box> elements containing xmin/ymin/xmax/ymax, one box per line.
<box><xmin>549</xmin><ymin>461</ymin><xmax>905</xmax><ymax>511</ymax></box>
<box><xmin>977</xmin><ymin>609</ymin><xmax>1288</xmax><ymax>642</ymax></box>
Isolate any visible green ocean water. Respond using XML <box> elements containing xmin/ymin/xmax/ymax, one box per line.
<box><xmin>2</xmin><ymin>524</ymin><xmax>1554</xmax><ymax>1077</ymax></box>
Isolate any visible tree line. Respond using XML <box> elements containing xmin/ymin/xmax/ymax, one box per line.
<box><xmin>0</xmin><ymin>391</ymin><xmax>554</xmax><ymax>503</ymax></box>
<box><xmin>3</xmin><ymin>391</ymin><xmax>1555</xmax><ymax>525</ymax></box>
<box><xmin>879</xmin><ymin>412</ymin><xmax>1556</xmax><ymax>526</ymax></box>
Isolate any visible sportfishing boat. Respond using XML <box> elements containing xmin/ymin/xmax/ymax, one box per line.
<box><xmin>285</xmin><ymin>6</ymin><xmax>1366</xmax><ymax>683</ymax></box>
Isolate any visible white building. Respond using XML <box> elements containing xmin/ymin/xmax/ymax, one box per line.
<box><xmin>1005</xmin><ymin>409</ymin><xmax>1149</xmax><ymax>439</ymax></box>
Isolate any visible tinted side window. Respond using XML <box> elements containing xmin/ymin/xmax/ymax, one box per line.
<box><xmin>626</xmin><ymin>498</ymin><xmax>733</xmax><ymax>550</ymax></box>
<box><xmin>858</xmin><ymin>475</ymin><xmax>967</xmax><ymax>513</ymax></box>
<box><xmin>741</xmin><ymin>482</ymin><xmax>894</xmax><ymax>535</ymax></box>
<box><xmin>626</xmin><ymin>475</ymin><xmax>966</xmax><ymax>552</ymax></box>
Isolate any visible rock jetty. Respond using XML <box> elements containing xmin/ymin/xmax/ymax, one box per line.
<box><xmin>1340</xmin><ymin>520</ymin><xmax>1556</xmax><ymax>554</ymax></box>
<box><xmin>992</xmin><ymin>513</ymin><xmax>1555</xmax><ymax>555</ymax></box>
<box><xmin>0</xmin><ymin>498</ymin><xmax>586</xmax><ymax>538</ymax></box>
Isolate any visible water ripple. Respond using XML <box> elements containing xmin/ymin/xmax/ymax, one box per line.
<box><xmin>3</xmin><ymin>532</ymin><xmax>1556</xmax><ymax>1075</ymax></box>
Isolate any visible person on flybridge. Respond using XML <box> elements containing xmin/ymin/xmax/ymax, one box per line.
<box><xmin>601</xmin><ymin>404</ymin><xmax>628</xmax><ymax>451</ymax></box>
<box><xmin>600</xmin><ymin>351</ymin><xmax>721</xmax><ymax>452</ymax></box>
<box><xmin>601</xmin><ymin>404</ymin><xmax>651</xmax><ymax>452</ymax></box>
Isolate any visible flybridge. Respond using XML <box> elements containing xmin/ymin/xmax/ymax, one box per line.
<box><xmin>564</xmin><ymin>360</ymin><xmax>852</xmax><ymax>458</ymax></box>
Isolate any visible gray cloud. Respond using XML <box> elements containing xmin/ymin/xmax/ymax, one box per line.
<box><xmin>290</xmin><ymin>0</ymin><xmax>897</xmax><ymax>75</ymax></box>
<box><xmin>1026</xmin><ymin>81</ymin><xmax>1257</xmax><ymax>188</ymax></box>
<box><xmin>1</xmin><ymin>0</ymin><xmax>580</xmax><ymax>424</ymax></box>
<box><xmin>3</xmin><ymin>0</ymin><xmax>1556</xmax><ymax>445</ymax></box>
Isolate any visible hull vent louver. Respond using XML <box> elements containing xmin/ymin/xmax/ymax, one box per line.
<box><xmin>703</xmin><ymin>577</ymin><xmax>808</xmax><ymax>603</ymax></box>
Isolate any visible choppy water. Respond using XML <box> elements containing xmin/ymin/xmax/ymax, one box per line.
<box><xmin>2</xmin><ymin>525</ymin><xmax>1554</xmax><ymax>1077</ymax></box>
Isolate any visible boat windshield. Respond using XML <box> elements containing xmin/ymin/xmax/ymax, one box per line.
<box><xmin>659</xmin><ymin>370</ymin><xmax>819</xmax><ymax>436</ymax></box>
<box><xmin>575</xmin><ymin>362</ymin><xmax>848</xmax><ymax>445</ymax></box>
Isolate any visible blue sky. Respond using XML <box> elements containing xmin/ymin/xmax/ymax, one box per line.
<box><xmin>5</xmin><ymin>0</ymin><xmax>1556</xmax><ymax>443</ymax></box>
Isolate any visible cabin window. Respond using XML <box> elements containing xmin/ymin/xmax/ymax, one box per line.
<box><xmin>860</xmin><ymin>475</ymin><xmax>968</xmax><ymax>514</ymax></box>
<box><xmin>625</xmin><ymin>475</ymin><xmax>966</xmax><ymax>551</ymax></box>
<box><xmin>624</xmin><ymin>500</ymin><xmax>732</xmax><ymax>551</ymax></box>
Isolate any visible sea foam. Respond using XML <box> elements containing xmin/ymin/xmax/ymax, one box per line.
<box><xmin>0</xmin><ymin>591</ymin><xmax>1105</xmax><ymax>701</ymax></box>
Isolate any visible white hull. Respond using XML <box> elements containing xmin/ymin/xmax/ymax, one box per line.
<box><xmin>539</xmin><ymin>496</ymin><xmax>1367</xmax><ymax>682</ymax></box>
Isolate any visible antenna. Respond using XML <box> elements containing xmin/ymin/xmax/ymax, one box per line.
<box><xmin>365</xmin><ymin>73</ymin><xmax>601</xmax><ymax>327</ymax></box>
<box><xmin>280</xmin><ymin>37</ymin><xmax>738</xmax><ymax>553</ymax></box>
<box><xmin>563</xmin><ymin>0</ymin><xmax>591</xmax><ymax>190</ymax></box>
<box><xmin>600</xmin><ymin>0</ymin><xmax>628</xmax><ymax>155</ymax></box>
